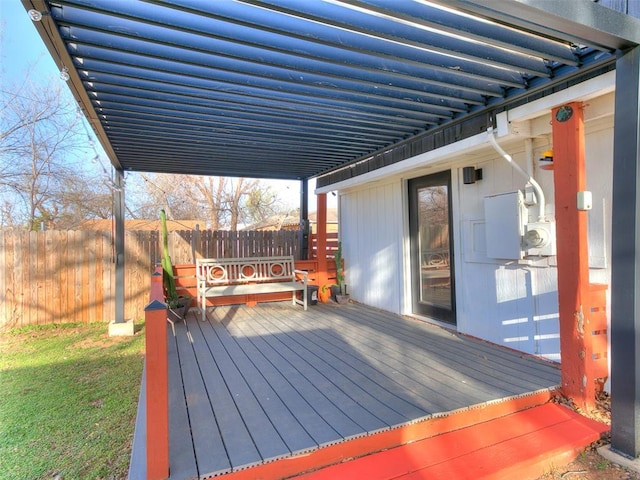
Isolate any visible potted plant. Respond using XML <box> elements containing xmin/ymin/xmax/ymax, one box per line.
<box><xmin>161</xmin><ymin>209</ymin><xmax>190</xmax><ymax>323</ymax></box>
<box><xmin>334</xmin><ymin>241</ymin><xmax>350</xmax><ymax>304</ymax></box>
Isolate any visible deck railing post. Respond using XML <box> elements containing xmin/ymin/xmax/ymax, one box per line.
<box><xmin>144</xmin><ymin>270</ymin><xmax>169</xmax><ymax>479</ymax></box>
<box><xmin>551</xmin><ymin>101</ymin><xmax>602</xmax><ymax>411</ymax></box>
<box><xmin>316</xmin><ymin>193</ymin><xmax>329</xmax><ymax>287</ymax></box>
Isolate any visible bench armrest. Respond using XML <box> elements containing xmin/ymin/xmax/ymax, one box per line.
<box><xmin>294</xmin><ymin>269</ymin><xmax>308</xmax><ymax>285</ymax></box>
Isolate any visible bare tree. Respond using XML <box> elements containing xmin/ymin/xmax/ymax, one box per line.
<box><xmin>133</xmin><ymin>173</ymin><xmax>291</xmax><ymax>230</ymax></box>
<box><xmin>0</xmin><ymin>77</ymin><xmax>112</xmax><ymax>229</ymax></box>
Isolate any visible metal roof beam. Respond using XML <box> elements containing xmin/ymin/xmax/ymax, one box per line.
<box><xmin>70</xmin><ymin>39</ymin><xmax>487</xmax><ymax>108</ymax></box>
<box><xmin>134</xmin><ymin>0</ymin><xmax>524</xmax><ymax>87</ymax></box>
<box><xmin>98</xmin><ymin>105</ymin><xmax>417</xmax><ymax>140</ymax></box>
<box><xmin>80</xmin><ymin>62</ymin><xmax>457</xmax><ymax>120</ymax></box>
<box><xmin>100</xmin><ymin>110</ymin><xmax>408</xmax><ymax>145</ymax></box>
<box><xmin>86</xmin><ymin>79</ymin><xmax>439</xmax><ymax>127</ymax></box>
<box><xmin>207</xmin><ymin>0</ymin><xmax>529</xmax><ymax>85</ymax></box>
<box><xmin>92</xmin><ymin>92</ymin><xmax>429</xmax><ymax>133</ymax></box>
<box><xmin>63</xmin><ymin>20</ymin><xmax>505</xmax><ymax>100</ymax></box>
<box><xmin>112</xmin><ymin>145</ymin><xmax>355</xmax><ymax>166</ymax></box>
<box><xmin>98</xmin><ymin>103</ymin><xmax>417</xmax><ymax>139</ymax></box>
<box><xmin>55</xmin><ymin>1</ymin><xmax>516</xmax><ymax>94</ymax></box>
<box><xmin>105</xmin><ymin>125</ymin><xmax>381</xmax><ymax>155</ymax></box>
<box><xmin>236</xmin><ymin>0</ymin><xmax>552</xmax><ymax>76</ymax></box>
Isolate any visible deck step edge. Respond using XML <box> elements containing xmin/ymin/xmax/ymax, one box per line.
<box><xmin>293</xmin><ymin>403</ymin><xmax>609</xmax><ymax>480</ymax></box>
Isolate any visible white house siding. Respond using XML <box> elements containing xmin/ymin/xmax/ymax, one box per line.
<box><xmin>339</xmin><ymin>181</ymin><xmax>404</xmax><ymax>314</ymax></box>
<box><xmin>455</xmin><ymin>138</ymin><xmax>562</xmax><ymax>360</ymax></box>
<box><xmin>334</xmin><ymin>82</ymin><xmax>614</xmax><ymax>363</ymax></box>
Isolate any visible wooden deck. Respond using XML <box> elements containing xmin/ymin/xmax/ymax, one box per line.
<box><xmin>132</xmin><ymin>301</ymin><xmax>561</xmax><ymax>480</ymax></box>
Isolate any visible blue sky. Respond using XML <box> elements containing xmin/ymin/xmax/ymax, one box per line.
<box><xmin>0</xmin><ymin>0</ymin><xmax>61</xmax><ymax>84</ymax></box>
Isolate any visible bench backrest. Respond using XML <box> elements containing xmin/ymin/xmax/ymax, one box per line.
<box><xmin>196</xmin><ymin>256</ymin><xmax>297</xmax><ymax>285</ymax></box>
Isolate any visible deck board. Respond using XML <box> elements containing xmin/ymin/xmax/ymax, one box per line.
<box><xmin>264</xmin><ymin>305</ymin><xmax>488</xmax><ymax>413</ymax></box>
<box><xmin>173</xmin><ymin>320</ymin><xmax>233</xmax><ymax>476</ymax></box>
<box><xmin>179</xmin><ymin>319</ymin><xmax>260</xmax><ymax>473</ymax></box>
<box><xmin>253</xmin><ymin>307</ymin><xmax>432</xmax><ymax>421</ymax></box>
<box><xmin>225</xmin><ymin>307</ymin><xmax>367</xmax><ymax>438</ymax></box>
<box><xmin>197</xmin><ymin>317</ymin><xmax>313</xmax><ymax>458</ymax></box>
<box><xmin>168</xmin><ymin>327</ymin><xmax>199</xmax><ymax>480</ymax></box>
<box><xmin>247</xmin><ymin>308</ymin><xmax>411</xmax><ymax>429</ymax></box>
<box><xmin>214</xmin><ymin>318</ymin><xmax>342</xmax><ymax>448</ymax></box>
<box><xmin>345</xmin><ymin>305</ymin><xmax>561</xmax><ymax>391</ymax></box>
<box><xmin>164</xmin><ymin>302</ymin><xmax>561</xmax><ymax>479</ymax></box>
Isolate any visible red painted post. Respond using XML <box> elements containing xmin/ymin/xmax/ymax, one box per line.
<box><xmin>316</xmin><ymin>193</ymin><xmax>329</xmax><ymax>287</ymax></box>
<box><xmin>145</xmin><ymin>271</ymin><xmax>169</xmax><ymax>479</ymax></box>
<box><xmin>551</xmin><ymin>102</ymin><xmax>598</xmax><ymax>410</ymax></box>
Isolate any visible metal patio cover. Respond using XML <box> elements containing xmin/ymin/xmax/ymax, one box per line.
<box><xmin>23</xmin><ymin>0</ymin><xmax>639</xmax><ymax>182</ymax></box>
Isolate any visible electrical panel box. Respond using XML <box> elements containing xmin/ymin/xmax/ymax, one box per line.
<box><xmin>484</xmin><ymin>191</ymin><xmax>525</xmax><ymax>260</ymax></box>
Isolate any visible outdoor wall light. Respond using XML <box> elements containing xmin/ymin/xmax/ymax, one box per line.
<box><xmin>539</xmin><ymin>149</ymin><xmax>554</xmax><ymax>170</ymax></box>
<box><xmin>28</xmin><ymin>9</ymin><xmax>49</xmax><ymax>22</ymax></box>
<box><xmin>60</xmin><ymin>67</ymin><xmax>70</xmax><ymax>82</ymax></box>
<box><xmin>462</xmin><ymin>166</ymin><xmax>483</xmax><ymax>184</ymax></box>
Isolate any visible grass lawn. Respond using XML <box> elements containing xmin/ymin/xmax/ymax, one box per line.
<box><xmin>0</xmin><ymin>323</ymin><xmax>145</xmax><ymax>480</ymax></box>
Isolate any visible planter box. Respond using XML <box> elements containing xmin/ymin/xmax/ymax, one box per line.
<box><xmin>335</xmin><ymin>294</ymin><xmax>350</xmax><ymax>304</ymax></box>
<box><xmin>167</xmin><ymin>303</ymin><xmax>189</xmax><ymax>334</ymax></box>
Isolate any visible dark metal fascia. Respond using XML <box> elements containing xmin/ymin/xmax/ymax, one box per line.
<box><xmin>317</xmin><ymin>60</ymin><xmax>616</xmax><ymax>188</ymax></box>
<box><xmin>442</xmin><ymin>0</ymin><xmax>640</xmax><ymax>50</ymax></box>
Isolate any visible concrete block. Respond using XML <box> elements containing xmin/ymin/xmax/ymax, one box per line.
<box><xmin>108</xmin><ymin>319</ymin><xmax>135</xmax><ymax>337</ymax></box>
<box><xmin>597</xmin><ymin>445</ymin><xmax>640</xmax><ymax>474</ymax></box>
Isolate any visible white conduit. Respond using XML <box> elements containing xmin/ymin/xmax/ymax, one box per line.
<box><xmin>487</xmin><ymin>127</ymin><xmax>546</xmax><ymax>221</ymax></box>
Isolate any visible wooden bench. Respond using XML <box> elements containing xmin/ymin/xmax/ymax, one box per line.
<box><xmin>196</xmin><ymin>256</ymin><xmax>308</xmax><ymax>321</ymax></box>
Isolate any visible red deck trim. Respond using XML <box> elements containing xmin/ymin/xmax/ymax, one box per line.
<box><xmin>297</xmin><ymin>403</ymin><xmax>608</xmax><ymax>480</ymax></box>
<box><xmin>217</xmin><ymin>390</ymin><xmax>556</xmax><ymax>480</ymax></box>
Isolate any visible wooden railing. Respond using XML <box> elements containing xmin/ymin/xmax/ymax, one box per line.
<box><xmin>309</xmin><ymin>232</ymin><xmax>339</xmax><ymax>259</ymax></box>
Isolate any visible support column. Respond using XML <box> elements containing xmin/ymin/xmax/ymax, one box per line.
<box><xmin>300</xmin><ymin>179</ymin><xmax>309</xmax><ymax>260</ymax></box>
<box><xmin>109</xmin><ymin>169</ymin><xmax>134</xmax><ymax>335</ymax></box>
<box><xmin>551</xmin><ymin>101</ymin><xmax>597</xmax><ymax>411</ymax></box>
<box><xmin>316</xmin><ymin>193</ymin><xmax>328</xmax><ymax>287</ymax></box>
<box><xmin>611</xmin><ymin>45</ymin><xmax>640</xmax><ymax>458</ymax></box>
<box><xmin>114</xmin><ymin>168</ymin><xmax>125</xmax><ymax>323</ymax></box>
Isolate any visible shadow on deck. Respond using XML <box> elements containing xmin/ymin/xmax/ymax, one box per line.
<box><xmin>130</xmin><ymin>302</ymin><xmax>562</xmax><ymax>480</ymax></box>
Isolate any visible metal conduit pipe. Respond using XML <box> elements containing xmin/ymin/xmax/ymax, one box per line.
<box><xmin>487</xmin><ymin>127</ymin><xmax>546</xmax><ymax>221</ymax></box>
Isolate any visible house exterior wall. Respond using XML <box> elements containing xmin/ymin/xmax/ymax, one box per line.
<box><xmin>336</xmin><ymin>80</ymin><xmax>614</xmax><ymax>363</ymax></box>
<box><xmin>339</xmin><ymin>181</ymin><xmax>404</xmax><ymax>313</ymax></box>
<box><xmin>455</xmin><ymin>139</ymin><xmax>561</xmax><ymax>360</ymax></box>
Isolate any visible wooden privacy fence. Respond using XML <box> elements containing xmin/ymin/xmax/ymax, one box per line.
<box><xmin>0</xmin><ymin>229</ymin><xmax>310</xmax><ymax>329</ymax></box>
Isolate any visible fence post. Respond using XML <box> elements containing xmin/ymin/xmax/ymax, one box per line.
<box><xmin>145</xmin><ymin>270</ymin><xmax>169</xmax><ymax>480</ymax></box>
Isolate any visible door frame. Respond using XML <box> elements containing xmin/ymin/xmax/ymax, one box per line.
<box><xmin>407</xmin><ymin>170</ymin><xmax>457</xmax><ymax>325</ymax></box>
